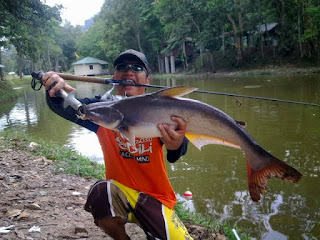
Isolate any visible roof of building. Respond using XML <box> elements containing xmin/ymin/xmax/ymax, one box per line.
<box><xmin>0</xmin><ymin>64</ymin><xmax>5</xmax><ymax>68</ymax></box>
<box><xmin>72</xmin><ymin>57</ymin><xmax>108</xmax><ymax>65</ymax></box>
<box><xmin>258</xmin><ymin>23</ymin><xmax>278</xmax><ymax>33</ymax></box>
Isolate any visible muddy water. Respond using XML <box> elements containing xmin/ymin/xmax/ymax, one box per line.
<box><xmin>1</xmin><ymin>74</ymin><xmax>319</xmax><ymax>239</ymax></box>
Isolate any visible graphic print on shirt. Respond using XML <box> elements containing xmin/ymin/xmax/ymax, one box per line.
<box><xmin>114</xmin><ymin>132</ymin><xmax>152</xmax><ymax>163</ymax></box>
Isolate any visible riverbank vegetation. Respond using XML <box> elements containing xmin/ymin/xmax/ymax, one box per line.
<box><xmin>0</xmin><ymin>130</ymin><xmax>250</xmax><ymax>239</ymax></box>
<box><xmin>0</xmin><ymin>75</ymin><xmax>32</xmax><ymax>102</ymax></box>
<box><xmin>0</xmin><ymin>81</ymin><xmax>18</xmax><ymax>103</ymax></box>
<box><xmin>1</xmin><ymin>0</ymin><xmax>320</xmax><ymax>80</ymax></box>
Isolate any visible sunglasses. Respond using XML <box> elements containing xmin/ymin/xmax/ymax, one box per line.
<box><xmin>115</xmin><ymin>63</ymin><xmax>145</xmax><ymax>73</ymax></box>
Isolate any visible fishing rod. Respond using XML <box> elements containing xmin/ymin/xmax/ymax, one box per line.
<box><xmin>31</xmin><ymin>72</ymin><xmax>320</xmax><ymax>107</ymax></box>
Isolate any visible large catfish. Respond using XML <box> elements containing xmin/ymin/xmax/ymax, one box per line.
<box><xmin>80</xmin><ymin>86</ymin><xmax>302</xmax><ymax>202</ymax></box>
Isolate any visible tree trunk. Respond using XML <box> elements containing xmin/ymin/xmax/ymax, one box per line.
<box><xmin>33</xmin><ymin>59</ymin><xmax>38</xmax><ymax>72</ymax></box>
<box><xmin>259</xmin><ymin>0</ymin><xmax>264</xmax><ymax>58</ymax></box>
<box><xmin>157</xmin><ymin>53</ymin><xmax>161</xmax><ymax>73</ymax></box>
<box><xmin>136</xmin><ymin>31</ymin><xmax>143</xmax><ymax>53</ymax></box>
<box><xmin>38</xmin><ymin>53</ymin><xmax>42</xmax><ymax>71</ymax></box>
<box><xmin>227</xmin><ymin>13</ymin><xmax>242</xmax><ymax>62</ymax></box>
<box><xmin>237</xmin><ymin>0</ymin><xmax>244</xmax><ymax>53</ymax></box>
<box><xmin>182</xmin><ymin>40</ymin><xmax>188</xmax><ymax>69</ymax></box>
<box><xmin>18</xmin><ymin>52</ymin><xmax>23</xmax><ymax>79</ymax></box>
<box><xmin>297</xmin><ymin>6</ymin><xmax>303</xmax><ymax>58</ymax></box>
<box><xmin>222</xmin><ymin>27</ymin><xmax>225</xmax><ymax>57</ymax></box>
<box><xmin>55</xmin><ymin>54</ymin><xmax>59</xmax><ymax>72</ymax></box>
<box><xmin>280</xmin><ymin>0</ymin><xmax>285</xmax><ymax>53</ymax></box>
<box><xmin>317</xmin><ymin>41</ymin><xmax>320</xmax><ymax>66</ymax></box>
<box><xmin>0</xmin><ymin>49</ymin><xmax>3</xmax><ymax>81</ymax></box>
<box><xmin>46</xmin><ymin>38</ymin><xmax>52</xmax><ymax>71</ymax></box>
<box><xmin>189</xmin><ymin>16</ymin><xmax>203</xmax><ymax>66</ymax></box>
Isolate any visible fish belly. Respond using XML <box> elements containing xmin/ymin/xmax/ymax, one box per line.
<box><xmin>131</xmin><ymin>124</ymin><xmax>162</xmax><ymax>138</ymax></box>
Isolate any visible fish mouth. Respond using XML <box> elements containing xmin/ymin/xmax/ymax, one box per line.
<box><xmin>76</xmin><ymin>105</ymin><xmax>87</xmax><ymax>120</ymax></box>
<box><xmin>77</xmin><ymin>113</ymin><xmax>87</xmax><ymax>120</ymax></box>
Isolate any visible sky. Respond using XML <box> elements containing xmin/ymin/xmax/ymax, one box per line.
<box><xmin>41</xmin><ymin>0</ymin><xmax>105</xmax><ymax>26</ymax></box>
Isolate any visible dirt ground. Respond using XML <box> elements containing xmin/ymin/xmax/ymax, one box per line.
<box><xmin>0</xmin><ymin>145</ymin><xmax>225</xmax><ymax>239</ymax></box>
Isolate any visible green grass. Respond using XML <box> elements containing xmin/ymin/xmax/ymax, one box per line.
<box><xmin>0</xmin><ymin>80</ymin><xmax>19</xmax><ymax>102</ymax></box>
<box><xmin>5</xmin><ymin>75</ymin><xmax>32</xmax><ymax>87</ymax></box>
<box><xmin>175</xmin><ymin>201</ymin><xmax>251</xmax><ymax>240</ymax></box>
<box><xmin>0</xmin><ymin>129</ymin><xmax>105</xmax><ymax>179</ymax></box>
<box><xmin>0</xmin><ymin>75</ymin><xmax>33</xmax><ymax>102</ymax></box>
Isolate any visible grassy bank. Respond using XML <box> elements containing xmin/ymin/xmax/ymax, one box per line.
<box><xmin>175</xmin><ymin>202</ymin><xmax>250</xmax><ymax>240</ymax></box>
<box><xmin>0</xmin><ymin>75</ymin><xmax>32</xmax><ymax>102</ymax></box>
<box><xmin>0</xmin><ymin>129</ymin><xmax>105</xmax><ymax>179</ymax></box>
<box><xmin>0</xmin><ymin>130</ymin><xmax>250</xmax><ymax>239</ymax></box>
<box><xmin>0</xmin><ymin>81</ymin><xmax>19</xmax><ymax>102</ymax></box>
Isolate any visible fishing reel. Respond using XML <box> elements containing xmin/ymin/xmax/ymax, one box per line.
<box><xmin>31</xmin><ymin>71</ymin><xmax>45</xmax><ymax>91</ymax></box>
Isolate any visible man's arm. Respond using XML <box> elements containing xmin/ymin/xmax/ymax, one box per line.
<box><xmin>42</xmin><ymin>71</ymin><xmax>102</xmax><ymax>132</ymax></box>
<box><xmin>166</xmin><ymin>137</ymin><xmax>189</xmax><ymax>163</ymax></box>
<box><xmin>158</xmin><ymin>116</ymin><xmax>189</xmax><ymax>163</ymax></box>
<box><xmin>46</xmin><ymin>92</ymin><xmax>101</xmax><ymax>132</ymax></box>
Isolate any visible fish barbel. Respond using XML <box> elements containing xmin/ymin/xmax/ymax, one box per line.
<box><xmin>80</xmin><ymin>86</ymin><xmax>302</xmax><ymax>202</ymax></box>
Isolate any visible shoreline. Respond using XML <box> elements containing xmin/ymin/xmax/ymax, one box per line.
<box><xmin>152</xmin><ymin>66</ymin><xmax>320</xmax><ymax>79</ymax></box>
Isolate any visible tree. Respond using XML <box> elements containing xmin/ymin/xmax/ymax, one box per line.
<box><xmin>302</xmin><ymin>4</ymin><xmax>320</xmax><ymax>63</ymax></box>
<box><xmin>0</xmin><ymin>0</ymin><xmax>62</xmax><ymax>78</ymax></box>
<box><xmin>76</xmin><ymin>18</ymin><xmax>106</xmax><ymax>60</ymax></box>
<box><xmin>59</xmin><ymin>23</ymin><xmax>83</xmax><ymax>70</ymax></box>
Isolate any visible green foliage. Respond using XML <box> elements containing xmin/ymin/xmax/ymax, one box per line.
<box><xmin>75</xmin><ymin>0</ymin><xmax>166</xmax><ymax>68</ymax></box>
<box><xmin>302</xmin><ymin>6</ymin><xmax>320</xmax><ymax>42</ymax></box>
<box><xmin>60</xmin><ymin>23</ymin><xmax>83</xmax><ymax>68</ymax></box>
<box><xmin>1</xmin><ymin>48</ymin><xmax>18</xmax><ymax>74</ymax></box>
<box><xmin>76</xmin><ymin>18</ymin><xmax>107</xmax><ymax>60</ymax></box>
<box><xmin>2</xmin><ymin>0</ymin><xmax>320</xmax><ymax>76</ymax></box>
<box><xmin>0</xmin><ymin>0</ymin><xmax>64</xmax><ymax>76</ymax></box>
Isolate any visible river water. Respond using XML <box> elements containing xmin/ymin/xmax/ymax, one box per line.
<box><xmin>1</xmin><ymin>74</ymin><xmax>319</xmax><ymax>239</ymax></box>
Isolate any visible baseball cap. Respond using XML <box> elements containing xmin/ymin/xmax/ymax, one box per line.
<box><xmin>113</xmin><ymin>49</ymin><xmax>150</xmax><ymax>75</ymax></box>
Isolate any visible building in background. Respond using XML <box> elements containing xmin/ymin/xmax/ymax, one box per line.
<box><xmin>72</xmin><ymin>57</ymin><xmax>108</xmax><ymax>76</ymax></box>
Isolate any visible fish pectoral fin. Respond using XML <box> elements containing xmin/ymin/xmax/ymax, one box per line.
<box><xmin>156</xmin><ymin>86</ymin><xmax>198</xmax><ymax>98</ymax></box>
<box><xmin>185</xmin><ymin>133</ymin><xmax>240</xmax><ymax>150</ymax></box>
<box><xmin>120</xmin><ymin>130</ymin><xmax>136</xmax><ymax>149</ymax></box>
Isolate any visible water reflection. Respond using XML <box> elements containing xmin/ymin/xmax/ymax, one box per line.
<box><xmin>0</xmin><ymin>75</ymin><xmax>320</xmax><ymax>239</ymax></box>
<box><xmin>66</xmin><ymin>126</ymin><xmax>103</xmax><ymax>163</ymax></box>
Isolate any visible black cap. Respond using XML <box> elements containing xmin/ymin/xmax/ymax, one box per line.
<box><xmin>113</xmin><ymin>49</ymin><xmax>150</xmax><ymax>74</ymax></box>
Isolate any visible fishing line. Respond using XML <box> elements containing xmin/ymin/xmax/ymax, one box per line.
<box><xmin>31</xmin><ymin>72</ymin><xmax>320</xmax><ymax>107</ymax></box>
<box><xmin>136</xmin><ymin>83</ymin><xmax>320</xmax><ymax>107</ymax></box>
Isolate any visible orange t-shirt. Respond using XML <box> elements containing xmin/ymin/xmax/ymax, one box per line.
<box><xmin>96</xmin><ymin>127</ymin><xmax>177</xmax><ymax>209</ymax></box>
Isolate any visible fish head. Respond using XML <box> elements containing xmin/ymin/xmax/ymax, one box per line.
<box><xmin>80</xmin><ymin>102</ymin><xmax>124</xmax><ymax>130</ymax></box>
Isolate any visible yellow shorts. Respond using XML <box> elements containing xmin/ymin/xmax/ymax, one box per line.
<box><xmin>85</xmin><ymin>180</ymin><xmax>193</xmax><ymax>240</ymax></box>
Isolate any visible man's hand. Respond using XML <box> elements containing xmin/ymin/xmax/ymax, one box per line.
<box><xmin>42</xmin><ymin>71</ymin><xmax>76</xmax><ymax>97</ymax></box>
<box><xmin>158</xmin><ymin>116</ymin><xmax>186</xmax><ymax>150</ymax></box>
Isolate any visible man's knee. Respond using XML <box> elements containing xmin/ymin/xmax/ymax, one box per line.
<box><xmin>96</xmin><ymin>217</ymin><xmax>130</xmax><ymax>240</ymax></box>
<box><xmin>84</xmin><ymin>180</ymin><xmax>129</xmax><ymax>223</ymax></box>
<box><xmin>84</xmin><ymin>180</ymin><xmax>113</xmax><ymax>221</ymax></box>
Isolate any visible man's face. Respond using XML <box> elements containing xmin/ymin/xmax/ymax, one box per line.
<box><xmin>113</xmin><ymin>59</ymin><xmax>150</xmax><ymax>97</ymax></box>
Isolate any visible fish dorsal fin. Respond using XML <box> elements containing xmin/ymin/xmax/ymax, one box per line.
<box><xmin>156</xmin><ymin>86</ymin><xmax>198</xmax><ymax>98</ymax></box>
<box><xmin>185</xmin><ymin>133</ymin><xmax>241</xmax><ymax>150</ymax></box>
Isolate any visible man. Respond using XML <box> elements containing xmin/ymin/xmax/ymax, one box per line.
<box><xmin>42</xmin><ymin>49</ymin><xmax>192</xmax><ymax>240</ymax></box>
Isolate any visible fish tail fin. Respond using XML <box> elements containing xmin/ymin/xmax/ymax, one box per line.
<box><xmin>246</xmin><ymin>153</ymin><xmax>302</xmax><ymax>202</ymax></box>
